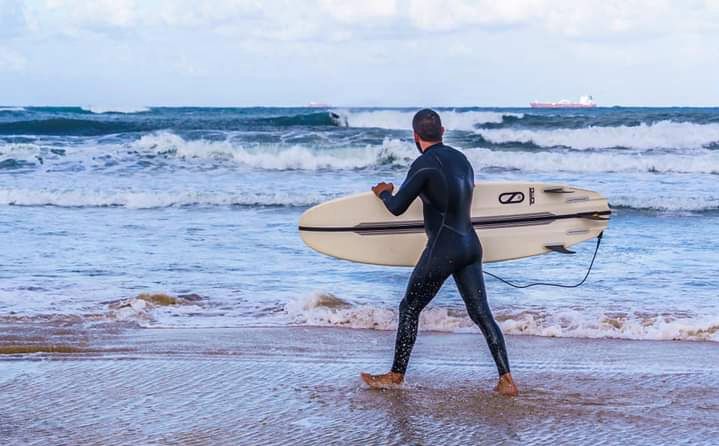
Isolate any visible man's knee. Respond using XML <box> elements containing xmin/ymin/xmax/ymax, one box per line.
<box><xmin>399</xmin><ymin>294</ymin><xmax>426</xmax><ymax>318</ymax></box>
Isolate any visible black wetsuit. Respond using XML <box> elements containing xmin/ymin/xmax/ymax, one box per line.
<box><xmin>379</xmin><ymin>143</ymin><xmax>510</xmax><ymax>376</ymax></box>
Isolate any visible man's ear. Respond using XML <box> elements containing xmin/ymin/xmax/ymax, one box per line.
<box><xmin>413</xmin><ymin>131</ymin><xmax>420</xmax><ymax>142</ymax></box>
<box><xmin>440</xmin><ymin>126</ymin><xmax>445</xmax><ymax>137</ymax></box>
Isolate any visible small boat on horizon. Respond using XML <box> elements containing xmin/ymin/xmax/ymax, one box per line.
<box><xmin>530</xmin><ymin>95</ymin><xmax>596</xmax><ymax>108</ymax></box>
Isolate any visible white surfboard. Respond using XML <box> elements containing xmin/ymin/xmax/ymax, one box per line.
<box><xmin>299</xmin><ymin>182</ymin><xmax>610</xmax><ymax>267</ymax></box>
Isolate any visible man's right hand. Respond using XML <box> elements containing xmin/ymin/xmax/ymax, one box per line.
<box><xmin>372</xmin><ymin>182</ymin><xmax>394</xmax><ymax>197</ymax></box>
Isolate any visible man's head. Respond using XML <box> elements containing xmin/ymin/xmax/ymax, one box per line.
<box><xmin>412</xmin><ymin>109</ymin><xmax>444</xmax><ymax>152</ymax></box>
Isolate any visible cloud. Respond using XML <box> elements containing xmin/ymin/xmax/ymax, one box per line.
<box><xmin>0</xmin><ymin>47</ymin><xmax>27</xmax><ymax>72</ymax></box>
<box><xmin>408</xmin><ymin>0</ymin><xmax>537</xmax><ymax>31</ymax></box>
<box><xmin>5</xmin><ymin>0</ymin><xmax>719</xmax><ymax>42</ymax></box>
<box><xmin>320</xmin><ymin>0</ymin><xmax>398</xmax><ymax>23</ymax></box>
<box><xmin>0</xmin><ymin>0</ymin><xmax>26</xmax><ymax>37</ymax></box>
<box><xmin>1</xmin><ymin>0</ymin><xmax>718</xmax><ymax>106</ymax></box>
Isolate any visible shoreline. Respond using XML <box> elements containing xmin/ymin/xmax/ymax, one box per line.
<box><xmin>2</xmin><ymin>326</ymin><xmax>718</xmax><ymax>445</ymax></box>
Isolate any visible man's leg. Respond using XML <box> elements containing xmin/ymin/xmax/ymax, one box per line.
<box><xmin>453</xmin><ymin>261</ymin><xmax>518</xmax><ymax>396</ymax></box>
<box><xmin>361</xmin><ymin>259</ymin><xmax>448</xmax><ymax>388</ymax></box>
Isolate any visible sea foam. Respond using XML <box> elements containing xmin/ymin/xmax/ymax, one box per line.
<box><xmin>0</xmin><ymin>188</ymin><xmax>329</xmax><ymax>208</ymax></box>
<box><xmin>286</xmin><ymin>293</ymin><xmax>719</xmax><ymax>342</ymax></box>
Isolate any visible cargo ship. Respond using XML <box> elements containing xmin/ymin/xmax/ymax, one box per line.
<box><xmin>530</xmin><ymin>95</ymin><xmax>596</xmax><ymax>108</ymax></box>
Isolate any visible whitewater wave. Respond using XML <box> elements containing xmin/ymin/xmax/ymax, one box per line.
<box><xmin>81</xmin><ymin>105</ymin><xmax>150</xmax><ymax>114</ymax></box>
<box><xmin>4</xmin><ymin>132</ymin><xmax>719</xmax><ymax>181</ymax></box>
<box><xmin>463</xmin><ymin>146</ymin><xmax>719</xmax><ymax>175</ymax></box>
<box><xmin>0</xmin><ymin>107</ymin><xmax>26</xmax><ymax>112</ymax></box>
<box><xmin>131</xmin><ymin>133</ymin><xmax>719</xmax><ymax>175</ymax></box>
<box><xmin>131</xmin><ymin>132</ymin><xmax>416</xmax><ymax>170</ymax></box>
<box><xmin>476</xmin><ymin>120</ymin><xmax>719</xmax><ymax>150</ymax></box>
<box><xmin>331</xmin><ymin>109</ymin><xmax>523</xmax><ymax>131</ymax></box>
<box><xmin>0</xmin><ymin>188</ymin><xmax>329</xmax><ymax>208</ymax></box>
<box><xmin>286</xmin><ymin>293</ymin><xmax>719</xmax><ymax>342</ymax></box>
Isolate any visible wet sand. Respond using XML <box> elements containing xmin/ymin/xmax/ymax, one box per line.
<box><xmin>1</xmin><ymin>327</ymin><xmax>718</xmax><ymax>445</ymax></box>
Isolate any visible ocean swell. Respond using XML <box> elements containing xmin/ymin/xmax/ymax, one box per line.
<box><xmin>331</xmin><ymin>109</ymin><xmax>524</xmax><ymax>130</ymax></box>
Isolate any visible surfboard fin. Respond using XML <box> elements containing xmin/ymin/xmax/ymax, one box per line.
<box><xmin>545</xmin><ymin>244</ymin><xmax>576</xmax><ymax>254</ymax></box>
<box><xmin>544</xmin><ymin>187</ymin><xmax>574</xmax><ymax>194</ymax></box>
<box><xmin>576</xmin><ymin>211</ymin><xmax>611</xmax><ymax>221</ymax></box>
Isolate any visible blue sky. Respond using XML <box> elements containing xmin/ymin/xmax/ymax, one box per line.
<box><xmin>1</xmin><ymin>0</ymin><xmax>718</xmax><ymax>107</ymax></box>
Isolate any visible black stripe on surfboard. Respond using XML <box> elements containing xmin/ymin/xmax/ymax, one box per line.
<box><xmin>298</xmin><ymin>210</ymin><xmax>611</xmax><ymax>234</ymax></box>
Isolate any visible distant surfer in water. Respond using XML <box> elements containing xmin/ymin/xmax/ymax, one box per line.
<box><xmin>362</xmin><ymin>109</ymin><xmax>518</xmax><ymax>396</ymax></box>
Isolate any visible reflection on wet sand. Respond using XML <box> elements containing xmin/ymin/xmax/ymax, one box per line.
<box><xmin>1</xmin><ymin>326</ymin><xmax>718</xmax><ymax>445</ymax></box>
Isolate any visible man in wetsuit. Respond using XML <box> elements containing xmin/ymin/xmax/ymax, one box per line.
<box><xmin>361</xmin><ymin>109</ymin><xmax>519</xmax><ymax>397</ymax></box>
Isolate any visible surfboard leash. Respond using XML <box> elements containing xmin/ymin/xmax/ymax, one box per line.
<box><xmin>483</xmin><ymin>231</ymin><xmax>604</xmax><ymax>289</ymax></box>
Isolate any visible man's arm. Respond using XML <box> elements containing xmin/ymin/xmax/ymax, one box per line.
<box><xmin>372</xmin><ymin>161</ymin><xmax>433</xmax><ymax>216</ymax></box>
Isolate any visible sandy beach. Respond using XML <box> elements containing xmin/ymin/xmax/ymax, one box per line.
<box><xmin>1</xmin><ymin>326</ymin><xmax>718</xmax><ymax>445</ymax></box>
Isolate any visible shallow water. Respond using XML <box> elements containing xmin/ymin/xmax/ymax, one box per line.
<box><xmin>1</xmin><ymin>106</ymin><xmax>718</xmax><ymax>342</ymax></box>
<box><xmin>1</xmin><ymin>328</ymin><xmax>717</xmax><ymax>445</ymax></box>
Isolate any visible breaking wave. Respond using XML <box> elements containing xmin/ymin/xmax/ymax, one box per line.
<box><xmin>129</xmin><ymin>133</ymin><xmax>719</xmax><ymax>175</ymax></box>
<box><xmin>330</xmin><ymin>109</ymin><xmax>524</xmax><ymax>130</ymax></box>
<box><xmin>130</xmin><ymin>132</ymin><xmax>416</xmax><ymax>170</ymax></box>
<box><xmin>476</xmin><ymin>120</ymin><xmax>719</xmax><ymax>150</ymax></box>
<box><xmin>285</xmin><ymin>293</ymin><xmax>719</xmax><ymax>342</ymax></box>
<box><xmin>462</xmin><ymin>147</ymin><xmax>719</xmax><ymax>175</ymax></box>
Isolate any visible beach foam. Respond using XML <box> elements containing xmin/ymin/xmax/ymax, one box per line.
<box><xmin>106</xmin><ymin>293</ymin><xmax>206</xmax><ymax>326</ymax></box>
<box><xmin>285</xmin><ymin>293</ymin><xmax>719</xmax><ymax>342</ymax></box>
<box><xmin>476</xmin><ymin>120</ymin><xmax>719</xmax><ymax>150</ymax></box>
<box><xmin>2</xmin><ymin>186</ymin><xmax>715</xmax><ymax>212</ymax></box>
<box><xmin>0</xmin><ymin>188</ymin><xmax>330</xmax><ymax>208</ymax></box>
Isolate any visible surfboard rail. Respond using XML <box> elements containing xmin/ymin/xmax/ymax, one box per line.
<box><xmin>299</xmin><ymin>182</ymin><xmax>610</xmax><ymax>266</ymax></box>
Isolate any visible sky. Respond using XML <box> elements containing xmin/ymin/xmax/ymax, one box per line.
<box><xmin>1</xmin><ymin>0</ymin><xmax>718</xmax><ymax>107</ymax></box>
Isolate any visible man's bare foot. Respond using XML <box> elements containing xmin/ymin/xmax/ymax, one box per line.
<box><xmin>495</xmin><ymin>373</ymin><xmax>519</xmax><ymax>397</ymax></box>
<box><xmin>360</xmin><ymin>371</ymin><xmax>404</xmax><ymax>389</ymax></box>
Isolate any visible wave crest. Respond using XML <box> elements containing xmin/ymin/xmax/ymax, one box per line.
<box><xmin>476</xmin><ymin>120</ymin><xmax>719</xmax><ymax>150</ymax></box>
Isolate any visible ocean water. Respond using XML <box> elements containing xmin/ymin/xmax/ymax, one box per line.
<box><xmin>1</xmin><ymin>106</ymin><xmax>718</xmax><ymax>342</ymax></box>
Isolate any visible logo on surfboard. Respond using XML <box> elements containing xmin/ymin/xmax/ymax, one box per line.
<box><xmin>498</xmin><ymin>192</ymin><xmax>525</xmax><ymax>205</ymax></box>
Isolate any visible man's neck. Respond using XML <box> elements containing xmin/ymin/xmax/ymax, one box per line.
<box><xmin>420</xmin><ymin>141</ymin><xmax>442</xmax><ymax>152</ymax></box>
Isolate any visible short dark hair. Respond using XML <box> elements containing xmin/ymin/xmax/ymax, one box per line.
<box><xmin>412</xmin><ymin>108</ymin><xmax>442</xmax><ymax>141</ymax></box>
